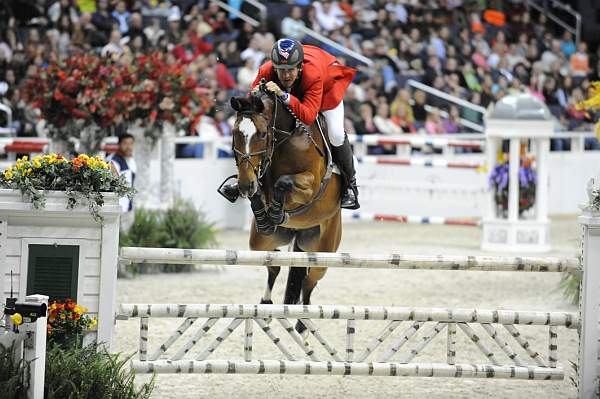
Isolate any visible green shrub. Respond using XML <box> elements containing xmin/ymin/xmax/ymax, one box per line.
<box><xmin>45</xmin><ymin>343</ymin><xmax>154</xmax><ymax>399</ymax></box>
<box><xmin>560</xmin><ymin>271</ymin><xmax>581</xmax><ymax>305</ymax></box>
<box><xmin>120</xmin><ymin>199</ymin><xmax>216</xmax><ymax>274</ymax></box>
<box><xmin>0</xmin><ymin>342</ymin><xmax>30</xmax><ymax>399</ymax></box>
<box><xmin>120</xmin><ymin>208</ymin><xmax>164</xmax><ymax>248</ymax></box>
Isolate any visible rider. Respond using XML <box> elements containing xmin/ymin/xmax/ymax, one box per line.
<box><xmin>225</xmin><ymin>38</ymin><xmax>360</xmax><ymax>209</ymax></box>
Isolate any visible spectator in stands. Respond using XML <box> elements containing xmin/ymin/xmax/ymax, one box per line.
<box><xmin>374</xmin><ymin>101</ymin><xmax>403</xmax><ymax>135</ymax></box>
<box><xmin>101</xmin><ymin>29</ymin><xmax>124</xmax><ymax>57</ymax></box>
<box><xmin>560</xmin><ymin>31</ymin><xmax>576</xmax><ymax>59</ymax></box>
<box><xmin>237</xmin><ymin>57</ymin><xmax>257</xmax><ymax>90</ymax></box>
<box><xmin>443</xmin><ymin>105</ymin><xmax>462</xmax><ymax>133</ymax></box>
<box><xmin>571</xmin><ymin>42</ymin><xmax>591</xmax><ymax>78</ymax></box>
<box><xmin>314</xmin><ymin>0</ymin><xmax>346</xmax><ymax>32</ymax></box>
<box><xmin>111</xmin><ymin>1</ymin><xmax>130</xmax><ymax>34</ymax></box>
<box><xmin>92</xmin><ymin>0</ymin><xmax>114</xmax><ymax>39</ymax></box>
<box><xmin>412</xmin><ymin>90</ymin><xmax>428</xmax><ymax>130</ymax></box>
<box><xmin>240</xmin><ymin>34</ymin><xmax>266</xmax><ymax>72</ymax></box>
<box><xmin>355</xmin><ymin>101</ymin><xmax>383</xmax><ymax>154</ymax></box>
<box><xmin>143</xmin><ymin>18</ymin><xmax>165</xmax><ymax>47</ymax></box>
<box><xmin>391</xmin><ymin>103</ymin><xmax>416</xmax><ymax>133</ymax></box>
<box><xmin>425</xmin><ymin>108</ymin><xmax>444</xmax><ymax>134</ymax></box>
<box><xmin>281</xmin><ymin>6</ymin><xmax>306</xmax><ymax>41</ymax></box>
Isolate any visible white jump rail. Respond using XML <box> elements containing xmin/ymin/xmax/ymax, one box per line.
<box><xmin>119</xmin><ymin>247</ymin><xmax>579</xmax><ymax>272</ymax></box>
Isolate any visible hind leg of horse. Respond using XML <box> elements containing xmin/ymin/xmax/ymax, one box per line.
<box><xmin>295</xmin><ymin>215</ymin><xmax>342</xmax><ymax>334</ymax></box>
<box><xmin>283</xmin><ymin>238</ymin><xmax>306</xmax><ymax>305</ymax></box>
<box><xmin>249</xmin><ymin>222</ymin><xmax>294</xmax><ymax>304</ymax></box>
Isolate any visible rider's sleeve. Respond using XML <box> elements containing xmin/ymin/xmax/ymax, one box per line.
<box><xmin>288</xmin><ymin>77</ymin><xmax>323</xmax><ymax>125</ymax></box>
<box><xmin>251</xmin><ymin>62</ymin><xmax>272</xmax><ymax>90</ymax></box>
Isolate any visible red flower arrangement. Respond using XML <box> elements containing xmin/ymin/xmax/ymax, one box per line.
<box><xmin>22</xmin><ymin>55</ymin><xmax>128</xmax><ymax>130</ymax></box>
<box><xmin>47</xmin><ymin>298</ymin><xmax>96</xmax><ymax>338</ymax></box>
<box><xmin>126</xmin><ymin>52</ymin><xmax>212</xmax><ymax>140</ymax></box>
<box><xmin>21</xmin><ymin>51</ymin><xmax>212</xmax><ymax>150</ymax></box>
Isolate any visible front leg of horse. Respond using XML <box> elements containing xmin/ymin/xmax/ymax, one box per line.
<box><xmin>267</xmin><ymin>175</ymin><xmax>294</xmax><ymax>225</ymax></box>
<box><xmin>250</xmin><ymin>192</ymin><xmax>276</xmax><ymax>235</ymax></box>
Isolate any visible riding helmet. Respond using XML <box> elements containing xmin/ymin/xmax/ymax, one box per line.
<box><xmin>271</xmin><ymin>38</ymin><xmax>304</xmax><ymax>70</ymax></box>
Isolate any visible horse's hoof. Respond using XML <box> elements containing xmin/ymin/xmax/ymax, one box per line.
<box><xmin>260</xmin><ymin>299</ymin><xmax>273</xmax><ymax>304</ymax></box>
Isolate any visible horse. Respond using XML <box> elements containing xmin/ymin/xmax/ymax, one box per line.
<box><xmin>227</xmin><ymin>85</ymin><xmax>342</xmax><ymax>334</ymax></box>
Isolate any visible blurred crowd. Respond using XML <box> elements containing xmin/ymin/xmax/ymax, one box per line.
<box><xmin>0</xmin><ymin>0</ymin><xmax>599</xmax><ymax>155</ymax></box>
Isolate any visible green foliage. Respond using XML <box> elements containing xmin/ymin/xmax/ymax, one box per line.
<box><xmin>120</xmin><ymin>199</ymin><xmax>216</xmax><ymax>273</ymax></box>
<box><xmin>560</xmin><ymin>271</ymin><xmax>581</xmax><ymax>305</ymax></box>
<box><xmin>161</xmin><ymin>200</ymin><xmax>216</xmax><ymax>249</ymax></box>
<box><xmin>120</xmin><ymin>208</ymin><xmax>164</xmax><ymax>248</ymax></box>
<box><xmin>0</xmin><ymin>342</ymin><xmax>30</xmax><ymax>399</ymax></box>
<box><xmin>45</xmin><ymin>343</ymin><xmax>154</xmax><ymax>399</ymax></box>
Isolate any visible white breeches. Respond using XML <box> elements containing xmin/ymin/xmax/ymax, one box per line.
<box><xmin>322</xmin><ymin>100</ymin><xmax>346</xmax><ymax>147</ymax></box>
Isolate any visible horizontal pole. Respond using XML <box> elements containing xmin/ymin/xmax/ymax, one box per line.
<box><xmin>345</xmin><ymin>213</ymin><xmax>480</xmax><ymax>227</ymax></box>
<box><xmin>407</xmin><ymin>80</ymin><xmax>487</xmax><ymax>114</ymax></box>
<box><xmin>350</xmin><ymin>135</ymin><xmax>484</xmax><ymax>149</ymax></box>
<box><xmin>130</xmin><ymin>359</ymin><xmax>564</xmax><ymax>379</ymax></box>
<box><xmin>120</xmin><ymin>247</ymin><xmax>580</xmax><ymax>273</ymax></box>
<box><xmin>117</xmin><ymin>304</ymin><xmax>579</xmax><ymax>328</ymax></box>
<box><xmin>356</xmin><ymin>156</ymin><xmax>483</xmax><ymax>169</ymax></box>
<box><xmin>210</xmin><ymin>0</ymin><xmax>260</xmax><ymax>27</ymax></box>
<box><xmin>297</xmin><ymin>25</ymin><xmax>373</xmax><ymax>67</ymax></box>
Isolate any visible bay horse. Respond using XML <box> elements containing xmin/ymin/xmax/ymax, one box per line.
<box><xmin>226</xmin><ymin>84</ymin><xmax>342</xmax><ymax>334</ymax></box>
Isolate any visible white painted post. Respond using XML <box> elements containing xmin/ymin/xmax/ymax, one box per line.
<box><xmin>535</xmin><ymin>138</ymin><xmax>550</xmax><ymax>222</ymax></box>
<box><xmin>508</xmin><ymin>138</ymin><xmax>520</xmax><ymax>222</ymax></box>
<box><xmin>160</xmin><ymin>122</ymin><xmax>176</xmax><ymax>208</ymax></box>
<box><xmin>486</xmin><ymin>137</ymin><xmax>498</xmax><ymax>218</ymax></box>
<box><xmin>22</xmin><ymin>294</ymin><xmax>48</xmax><ymax>399</ymax></box>
<box><xmin>578</xmin><ymin>206</ymin><xmax>600</xmax><ymax>398</ymax></box>
<box><xmin>98</xmin><ymin>216</ymin><xmax>120</xmax><ymax>350</ymax></box>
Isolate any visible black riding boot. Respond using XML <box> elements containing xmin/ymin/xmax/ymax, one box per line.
<box><xmin>331</xmin><ymin>136</ymin><xmax>360</xmax><ymax>210</ymax></box>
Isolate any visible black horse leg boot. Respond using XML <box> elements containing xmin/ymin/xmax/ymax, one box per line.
<box><xmin>331</xmin><ymin>136</ymin><xmax>360</xmax><ymax>210</ymax></box>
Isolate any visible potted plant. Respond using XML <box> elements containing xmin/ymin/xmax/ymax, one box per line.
<box><xmin>47</xmin><ymin>299</ymin><xmax>96</xmax><ymax>349</ymax></box>
<box><xmin>489</xmin><ymin>155</ymin><xmax>537</xmax><ymax>218</ymax></box>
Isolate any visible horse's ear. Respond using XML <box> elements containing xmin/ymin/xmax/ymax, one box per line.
<box><xmin>230</xmin><ymin>97</ymin><xmax>245</xmax><ymax>112</ymax></box>
<box><xmin>251</xmin><ymin>95</ymin><xmax>264</xmax><ymax>113</ymax></box>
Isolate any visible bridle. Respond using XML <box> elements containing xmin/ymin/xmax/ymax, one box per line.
<box><xmin>232</xmin><ymin>80</ymin><xmax>305</xmax><ymax>185</ymax></box>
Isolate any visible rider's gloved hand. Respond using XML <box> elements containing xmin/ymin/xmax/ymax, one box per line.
<box><xmin>265</xmin><ymin>81</ymin><xmax>284</xmax><ymax>97</ymax></box>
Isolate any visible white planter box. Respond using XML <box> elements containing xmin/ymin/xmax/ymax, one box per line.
<box><xmin>0</xmin><ymin>189</ymin><xmax>121</xmax><ymax>349</ymax></box>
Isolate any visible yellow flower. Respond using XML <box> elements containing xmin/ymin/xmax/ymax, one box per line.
<box><xmin>20</xmin><ymin>156</ymin><xmax>28</xmax><ymax>162</ymax></box>
<box><xmin>90</xmin><ymin>318</ymin><xmax>97</xmax><ymax>327</ymax></box>
<box><xmin>33</xmin><ymin>159</ymin><xmax>42</xmax><ymax>169</ymax></box>
<box><xmin>3</xmin><ymin>169</ymin><xmax>13</xmax><ymax>180</ymax></box>
<box><xmin>10</xmin><ymin>313</ymin><xmax>23</xmax><ymax>326</ymax></box>
<box><xmin>26</xmin><ymin>168</ymin><xmax>32</xmax><ymax>175</ymax></box>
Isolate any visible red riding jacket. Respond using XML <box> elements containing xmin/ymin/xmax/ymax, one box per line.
<box><xmin>251</xmin><ymin>45</ymin><xmax>356</xmax><ymax>125</ymax></box>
